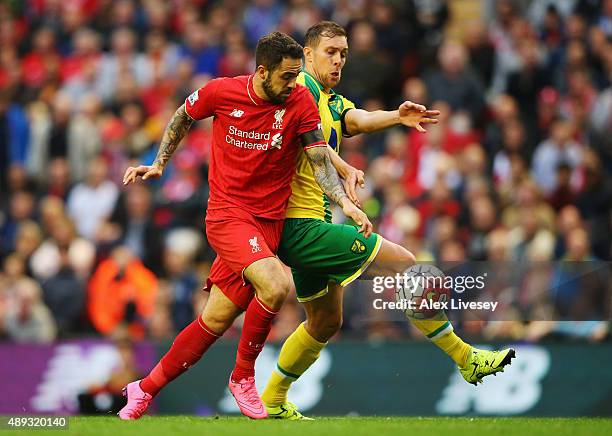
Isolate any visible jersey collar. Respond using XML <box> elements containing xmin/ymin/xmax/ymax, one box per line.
<box><xmin>247</xmin><ymin>74</ymin><xmax>267</xmax><ymax>106</ymax></box>
<box><xmin>302</xmin><ymin>70</ymin><xmax>336</xmax><ymax>97</ymax></box>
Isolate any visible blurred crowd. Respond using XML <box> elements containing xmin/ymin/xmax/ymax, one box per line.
<box><xmin>0</xmin><ymin>0</ymin><xmax>611</xmax><ymax>345</ymax></box>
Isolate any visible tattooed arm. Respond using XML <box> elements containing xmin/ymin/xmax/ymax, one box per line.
<box><xmin>303</xmin><ymin>136</ymin><xmax>373</xmax><ymax>237</ymax></box>
<box><xmin>152</xmin><ymin>104</ymin><xmax>194</xmax><ymax>169</ymax></box>
<box><xmin>123</xmin><ymin>104</ymin><xmax>193</xmax><ymax>185</ymax></box>
<box><xmin>304</xmin><ymin>145</ymin><xmax>349</xmax><ymax>206</ymax></box>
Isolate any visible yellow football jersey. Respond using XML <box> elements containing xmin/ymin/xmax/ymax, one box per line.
<box><xmin>286</xmin><ymin>71</ymin><xmax>356</xmax><ymax>222</ymax></box>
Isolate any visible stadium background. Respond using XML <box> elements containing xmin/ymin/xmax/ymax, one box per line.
<box><xmin>0</xmin><ymin>0</ymin><xmax>611</xmax><ymax>417</ymax></box>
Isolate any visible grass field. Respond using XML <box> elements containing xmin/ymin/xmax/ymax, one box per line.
<box><xmin>11</xmin><ymin>416</ymin><xmax>612</xmax><ymax>436</ymax></box>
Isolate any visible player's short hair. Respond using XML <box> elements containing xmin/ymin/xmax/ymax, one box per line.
<box><xmin>305</xmin><ymin>21</ymin><xmax>347</xmax><ymax>48</ymax></box>
<box><xmin>255</xmin><ymin>31</ymin><xmax>303</xmax><ymax>72</ymax></box>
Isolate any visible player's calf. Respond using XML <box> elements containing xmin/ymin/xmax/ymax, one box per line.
<box><xmin>303</xmin><ymin>287</ymin><xmax>343</xmax><ymax>342</ymax></box>
<box><xmin>230</xmin><ymin>258</ymin><xmax>291</xmax><ymax>417</ymax></box>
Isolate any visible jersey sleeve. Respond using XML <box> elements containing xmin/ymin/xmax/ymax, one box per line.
<box><xmin>184</xmin><ymin>78</ymin><xmax>223</xmax><ymax>120</ymax></box>
<box><xmin>297</xmin><ymin>90</ymin><xmax>326</xmax><ymax>149</ymax></box>
<box><xmin>340</xmin><ymin>95</ymin><xmax>357</xmax><ymax>137</ymax></box>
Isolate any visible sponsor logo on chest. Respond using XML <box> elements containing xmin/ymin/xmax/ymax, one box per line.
<box><xmin>225</xmin><ymin>107</ymin><xmax>287</xmax><ymax>151</ymax></box>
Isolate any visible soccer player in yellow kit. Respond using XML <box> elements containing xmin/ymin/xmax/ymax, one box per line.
<box><xmin>261</xmin><ymin>22</ymin><xmax>515</xmax><ymax>419</ymax></box>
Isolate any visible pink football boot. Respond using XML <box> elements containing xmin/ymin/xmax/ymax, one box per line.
<box><xmin>118</xmin><ymin>380</ymin><xmax>153</xmax><ymax>420</ymax></box>
<box><xmin>228</xmin><ymin>376</ymin><xmax>268</xmax><ymax>419</ymax></box>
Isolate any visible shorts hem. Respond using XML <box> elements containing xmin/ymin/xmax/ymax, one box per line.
<box><xmin>203</xmin><ymin>278</ymin><xmax>252</xmax><ymax>311</ymax></box>
<box><xmin>296</xmin><ymin>286</ymin><xmax>329</xmax><ymax>303</ymax></box>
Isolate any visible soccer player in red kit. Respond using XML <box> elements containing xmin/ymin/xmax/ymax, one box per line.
<box><xmin>119</xmin><ymin>32</ymin><xmax>371</xmax><ymax>420</ymax></box>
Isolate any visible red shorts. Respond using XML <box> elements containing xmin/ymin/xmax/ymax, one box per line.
<box><xmin>204</xmin><ymin>207</ymin><xmax>284</xmax><ymax>310</ymax></box>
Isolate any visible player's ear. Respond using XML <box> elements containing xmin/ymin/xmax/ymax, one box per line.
<box><xmin>256</xmin><ymin>65</ymin><xmax>267</xmax><ymax>80</ymax></box>
<box><xmin>303</xmin><ymin>46</ymin><xmax>313</xmax><ymax>64</ymax></box>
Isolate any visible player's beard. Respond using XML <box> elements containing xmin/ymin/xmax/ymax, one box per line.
<box><xmin>263</xmin><ymin>77</ymin><xmax>290</xmax><ymax>105</ymax></box>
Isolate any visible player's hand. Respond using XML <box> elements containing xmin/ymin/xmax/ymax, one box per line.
<box><xmin>398</xmin><ymin>101</ymin><xmax>440</xmax><ymax>133</ymax></box>
<box><xmin>122</xmin><ymin>164</ymin><xmax>163</xmax><ymax>185</ymax></box>
<box><xmin>342</xmin><ymin>166</ymin><xmax>365</xmax><ymax>207</ymax></box>
<box><xmin>341</xmin><ymin>198</ymin><xmax>373</xmax><ymax>238</ymax></box>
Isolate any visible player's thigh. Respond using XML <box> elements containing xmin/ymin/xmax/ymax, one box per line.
<box><xmin>243</xmin><ymin>256</ymin><xmax>291</xmax><ymax>309</ymax></box>
<box><xmin>362</xmin><ymin>237</ymin><xmax>416</xmax><ymax>278</ymax></box>
<box><xmin>201</xmin><ymin>284</ymin><xmax>244</xmax><ymax>334</ymax></box>
<box><xmin>206</xmin><ymin>208</ymin><xmax>277</xmax><ymax>275</ymax></box>
<box><xmin>279</xmin><ymin>218</ymin><xmax>381</xmax><ymax>288</ymax></box>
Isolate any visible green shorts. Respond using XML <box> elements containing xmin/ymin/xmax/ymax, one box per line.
<box><xmin>278</xmin><ymin>218</ymin><xmax>382</xmax><ymax>302</ymax></box>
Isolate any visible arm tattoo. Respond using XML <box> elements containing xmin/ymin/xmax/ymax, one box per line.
<box><xmin>305</xmin><ymin>146</ymin><xmax>348</xmax><ymax>206</ymax></box>
<box><xmin>152</xmin><ymin>104</ymin><xmax>194</xmax><ymax>169</ymax></box>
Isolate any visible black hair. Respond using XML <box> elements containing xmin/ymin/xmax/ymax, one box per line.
<box><xmin>255</xmin><ymin>31</ymin><xmax>303</xmax><ymax>71</ymax></box>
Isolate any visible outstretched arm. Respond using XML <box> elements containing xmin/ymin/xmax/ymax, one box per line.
<box><xmin>151</xmin><ymin>104</ymin><xmax>194</xmax><ymax>169</ymax></box>
<box><xmin>304</xmin><ymin>144</ymin><xmax>372</xmax><ymax>237</ymax></box>
<box><xmin>343</xmin><ymin>101</ymin><xmax>440</xmax><ymax>136</ymax></box>
<box><xmin>123</xmin><ymin>104</ymin><xmax>194</xmax><ymax>185</ymax></box>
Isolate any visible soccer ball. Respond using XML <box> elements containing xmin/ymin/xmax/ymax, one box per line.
<box><xmin>395</xmin><ymin>264</ymin><xmax>450</xmax><ymax>319</ymax></box>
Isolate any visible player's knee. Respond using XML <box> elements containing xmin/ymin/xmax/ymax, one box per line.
<box><xmin>256</xmin><ymin>274</ymin><xmax>291</xmax><ymax>310</ymax></box>
<box><xmin>387</xmin><ymin>246</ymin><xmax>416</xmax><ymax>274</ymax></box>
<box><xmin>200</xmin><ymin>312</ymin><xmax>231</xmax><ymax>335</ymax></box>
<box><xmin>398</xmin><ymin>247</ymin><xmax>416</xmax><ymax>270</ymax></box>
<box><xmin>324</xmin><ymin>313</ymin><xmax>343</xmax><ymax>338</ymax></box>
<box><xmin>308</xmin><ymin>310</ymin><xmax>342</xmax><ymax>341</ymax></box>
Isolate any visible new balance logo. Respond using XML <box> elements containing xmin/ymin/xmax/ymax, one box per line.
<box><xmin>230</xmin><ymin>109</ymin><xmax>244</xmax><ymax>118</ymax></box>
<box><xmin>249</xmin><ymin>236</ymin><xmax>261</xmax><ymax>253</ymax></box>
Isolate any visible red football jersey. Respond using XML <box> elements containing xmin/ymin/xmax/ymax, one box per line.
<box><xmin>185</xmin><ymin>75</ymin><xmax>324</xmax><ymax>219</ymax></box>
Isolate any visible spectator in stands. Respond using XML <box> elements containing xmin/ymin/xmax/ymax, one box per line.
<box><xmin>424</xmin><ymin>40</ymin><xmax>485</xmax><ymax>122</ymax></box>
<box><xmin>336</xmin><ymin>21</ymin><xmax>393</xmax><ymax>104</ymax></box>
<box><xmin>40</xmin><ymin>245</ymin><xmax>86</xmax><ymax>337</ymax></box>
<box><xmin>162</xmin><ymin>228</ymin><xmax>203</xmax><ymax>331</ymax></box>
<box><xmin>4</xmin><ymin>275</ymin><xmax>56</xmax><ymax>343</ymax></box>
<box><xmin>1</xmin><ymin>190</ymin><xmax>36</xmax><ymax>256</ymax></box>
<box><xmin>95</xmin><ymin>27</ymin><xmax>152</xmax><ymax>103</ymax></box>
<box><xmin>242</xmin><ymin>0</ymin><xmax>284</xmax><ymax>46</ymax></box>
<box><xmin>178</xmin><ymin>21</ymin><xmax>222</xmax><ymax>78</ymax></box>
<box><xmin>532</xmin><ymin>119</ymin><xmax>583</xmax><ymax>195</ymax></box>
<box><xmin>67</xmin><ymin>155</ymin><xmax>119</xmax><ymax>240</ymax></box>
<box><xmin>0</xmin><ymin>89</ymin><xmax>29</xmax><ymax>200</ymax></box>
<box><xmin>30</xmin><ymin>215</ymin><xmax>95</xmax><ymax>281</ymax></box>
<box><xmin>104</xmin><ymin>183</ymin><xmax>163</xmax><ymax>272</ymax></box>
<box><xmin>12</xmin><ymin>221</ymin><xmax>43</xmax><ymax>269</ymax></box>
<box><xmin>87</xmin><ymin>245</ymin><xmax>157</xmax><ymax>339</ymax></box>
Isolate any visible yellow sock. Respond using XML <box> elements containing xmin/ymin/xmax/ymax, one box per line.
<box><xmin>410</xmin><ymin>315</ymin><xmax>472</xmax><ymax>368</ymax></box>
<box><xmin>261</xmin><ymin>322</ymin><xmax>327</xmax><ymax>406</ymax></box>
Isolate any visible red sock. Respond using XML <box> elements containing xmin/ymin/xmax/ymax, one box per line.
<box><xmin>140</xmin><ymin>316</ymin><xmax>220</xmax><ymax>396</ymax></box>
<box><xmin>231</xmin><ymin>296</ymin><xmax>278</xmax><ymax>382</ymax></box>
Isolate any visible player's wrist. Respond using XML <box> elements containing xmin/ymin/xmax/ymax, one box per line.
<box><xmin>152</xmin><ymin>161</ymin><xmax>165</xmax><ymax>171</ymax></box>
<box><xmin>339</xmin><ymin>195</ymin><xmax>352</xmax><ymax>209</ymax></box>
<box><xmin>336</xmin><ymin>162</ymin><xmax>351</xmax><ymax>179</ymax></box>
<box><xmin>392</xmin><ymin>109</ymin><xmax>401</xmax><ymax>125</ymax></box>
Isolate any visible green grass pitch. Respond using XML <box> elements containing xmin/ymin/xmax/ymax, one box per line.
<box><xmin>13</xmin><ymin>416</ymin><xmax>612</xmax><ymax>436</ymax></box>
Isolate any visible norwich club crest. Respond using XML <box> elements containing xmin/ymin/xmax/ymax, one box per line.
<box><xmin>350</xmin><ymin>239</ymin><xmax>366</xmax><ymax>254</ymax></box>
